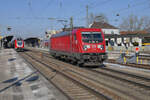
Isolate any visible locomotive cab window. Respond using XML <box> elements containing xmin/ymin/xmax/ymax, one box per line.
<box><xmin>81</xmin><ymin>32</ymin><xmax>103</xmax><ymax>43</ymax></box>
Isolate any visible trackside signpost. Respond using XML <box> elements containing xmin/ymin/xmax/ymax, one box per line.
<box><xmin>135</xmin><ymin>47</ymin><xmax>139</xmax><ymax>64</ymax></box>
<box><xmin>135</xmin><ymin>47</ymin><xmax>139</xmax><ymax>53</ymax></box>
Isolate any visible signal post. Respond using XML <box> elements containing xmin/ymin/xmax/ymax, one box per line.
<box><xmin>135</xmin><ymin>47</ymin><xmax>141</xmax><ymax>64</ymax></box>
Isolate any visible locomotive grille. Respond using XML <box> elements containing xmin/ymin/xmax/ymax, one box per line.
<box><xmin>82</xmin><ymin>53</ymin><xmax>107</xmax><ymax>62</ymax></box>
<box><xmin>90</xmin><ymin>56</ymin><xmax>98</xmax><ymax>62</ymax></box>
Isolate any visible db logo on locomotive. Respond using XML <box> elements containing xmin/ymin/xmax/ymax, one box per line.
<box><xmin>92</xmin><ymin>45</ymin><xmax>96</xmax><ymax>48</ymax></box>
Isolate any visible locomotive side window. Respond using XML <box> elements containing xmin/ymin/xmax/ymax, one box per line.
<box><xmin>81</xmin><ymin>32</ymin><xmax>103</xmax><ymax>43</ymax></box>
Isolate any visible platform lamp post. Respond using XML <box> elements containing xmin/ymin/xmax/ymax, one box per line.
<box><xmin>6</xmin><ymin>26</ymin><xmax>12</xmax><ymax>39</ymax></box>
<box><xmin>115</xmin><ymin>13</ymin><xmax>120</xmax><ymax>28</ymax></box>
<box><xmin>7</xmin><ymin>26</ymin><xmax>12</xmax><ymax>31</ymax></box>
<box><xmin>7</xmin><ymin>26</ymin><xmax>12</xmax><ymax>35</ymax></box>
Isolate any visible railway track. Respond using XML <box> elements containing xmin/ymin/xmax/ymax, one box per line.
<box><xmin>26</xmin><ymin>48</ymin><xmax>150</xmax><ymax>70</ymax></box>
<box><xmin>20</xmin><ymin>51</ymin><xmax>112</xmax><ymax>100</ymax></box>
<box><xmin>91</xmin><ymin>68</ymin><xmax>150</xmax><ymax>90</ymax></box>
<box><xmin>139</xmin><ymin>55</ymin><xmax>150</xmax><ymax>60</ymax></box>
<box><xmin>107</xmin><ymin>59</ymin><xmax>150</xmax><ymax>70</ymax></box>
<box><xmin>20</xmin><ymin>49</ymin><xmax>150</xmax><ymax>100</ymax></box>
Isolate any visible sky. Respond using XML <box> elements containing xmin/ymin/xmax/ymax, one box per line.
<box><xmin>0</xmin><ymin>0</ymin><xmax>150</xmax><ymax>39</ymax></box>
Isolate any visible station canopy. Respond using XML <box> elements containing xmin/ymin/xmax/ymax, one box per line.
<box><xmin>1</xmin><ymin>35</ymin><xmax>14</xmax><ymax>48</ymax></box>
<box><xmin>24</xmin><ymin>37</ymin><xmax>40</xmax><ymax>47</ymax></box>
<box><xmin>2</xmin><ymin>35</ymin><xmax>14</xmax><ymax>43</ymax></box>
<box><xmin>24</xmin><ymin>37</ymin><xmax>40</xmax><ymax>43</ymax></box>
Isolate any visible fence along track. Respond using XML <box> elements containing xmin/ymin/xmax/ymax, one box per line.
<box><xmin>20</xmin><ymin>52</ymin><xmax>112</xmax><ymax>100</ymax></box>
<box><xmin>22</xmin><ymin>50</ymin><xmax>150</xmax><ymax>100</ymax></box>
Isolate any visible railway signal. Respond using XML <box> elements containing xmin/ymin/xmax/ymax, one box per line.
<box><xmin>135</xmin><ymin>47</ymin><xmax>139</xmax><ymax>64</ymax></box>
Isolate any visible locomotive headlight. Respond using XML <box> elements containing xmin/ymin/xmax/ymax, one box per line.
<box><xmin>83</xmin><ymin>45</ymin><xmax>90</xmax><ymax>50</ymax></box>
<box><xmin>86</xmin><ymin>45</ymin><xmax>90</xmax><ymax>48</ymax></box>
<box><xmin>98</xmin><ymin>45</ymin><xmax>104</xmax><ymax>50</ymax></box>
<box><xmin>97</xmin><ymin>45</ymin><xmax>101</xmax><ymax>48</ymax></box>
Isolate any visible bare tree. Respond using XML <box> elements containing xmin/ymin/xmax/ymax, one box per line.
<box><xmin>120</xmin><ymin>14</ymin><xmax>150</xmax><ymax>31</ymax></box>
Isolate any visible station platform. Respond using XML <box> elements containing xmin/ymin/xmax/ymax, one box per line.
<box><xmin>25</xmin><ymin>47</ymin><xmax>49</xmax><ymax>52</ymax></box>
<box><xmin>0</xmin><ymin>49</ymin><xmax>67</xmax><ymax>100</ymax></box>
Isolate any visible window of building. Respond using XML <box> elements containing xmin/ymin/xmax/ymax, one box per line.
<box><xmin>105</xmin><ymin>40</ymin><xmax>108</xmax><ymax>46</ymax></box>
<box><xmin>111</xmin><ymin>31</ymin><xmax>114</xmax><ymax>34</ymax></box>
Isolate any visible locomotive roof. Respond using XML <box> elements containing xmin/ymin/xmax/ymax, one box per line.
<box><xmin>51</xmin><ymin>28</ymin><xmax>102</xmax><ymax>38</ymax></box>
<box><xmin>10</xmin><ymin>37</ymin><xmax>23</xmax><ymax>42</ymax></box>
<box><xmin>51</xmin><ymin>31</ymin><xmax>71</xmax><ymax>38</ymax></box>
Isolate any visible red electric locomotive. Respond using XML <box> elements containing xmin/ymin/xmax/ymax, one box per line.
<box><xmin>50</xmin><ymin>28</ymin><xmax>107</xmax><ymax>66</ymax></box>
<box><xmin>11</xmin><ymin>38</ymin><xmax>24</xmax><ymax>51</ymax></box>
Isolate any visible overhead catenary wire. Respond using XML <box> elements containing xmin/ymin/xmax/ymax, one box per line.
<box><xmin>108</xmin><ymin>0</ymin><xmax>149</xmax><ymax>26</ymax></box>
<box><xmin>71</xmin><ymin>0</ymin><xmax>114</xmax><ymax>27</ymax></box>
<box><xmin>2</xmin><ymin>0</ymin><xmax>149</xmax><ymax>36</ymax></box>
<box><xmin>111</xmin><ymin>0</ymin><xmax>148</xmax><ymax>15</ymax></box>
<box><xmin>28</xmin><ymin>0</ymin><xmax>37</xmax><ymax>18</ymax></box>
<box><xmin>75</xmin><ymin>0</ymin><xmax>148</xmax><ymax>23</ymax></box>
<box><xmin>89</xmin><ymin>0</ymin><xmax>113</xmax><ymax>10</ymax></box>
<box><xmin>27</xmin><ymin>0</ymin><xmax>70</xmax><ymax>31</ymax></box>
<box><xmin>72</xmin><ymin>0</ymin><xmax>112</xmax><ymax>17</ymax></box>
<box><xmin>40</xmin><ymin>0</ymin><xmax>55</xmax><ymax>16</ymax></box>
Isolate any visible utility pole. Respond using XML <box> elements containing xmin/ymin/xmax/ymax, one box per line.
<box><xmin>86</xmin><ymin>5</ymin><xmax>89</xmax><ymax>28</ymax></box>
<box><xmin>70</xmin><ymin>16</ymin><xmax>73</xmax><ymax>54</ymax></box>
<box><xmin>70</xmin><ymin>16</ymin><xmax>73</xmax><ymax>30</ymax></box>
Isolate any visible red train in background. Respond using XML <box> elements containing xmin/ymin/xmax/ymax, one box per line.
<box><xmin>50</xmin><ymin>28</ymin><xmax>107</xmax><ymax>66</ymax></box>
<box><xmin>10</xmin><ymin>37</ymin><xmax>24</xmax><ymax>51</ymax></box>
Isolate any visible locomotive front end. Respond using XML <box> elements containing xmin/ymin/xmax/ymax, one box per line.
<box><xmin>15</xmin><ymin>38</ymin><xmax>24</xmax><ymax>51</ymax></box>
<box><xmin>79</xmin><ymin>29</ymin><xmax>107</xmax><ymax>65</ymax></box>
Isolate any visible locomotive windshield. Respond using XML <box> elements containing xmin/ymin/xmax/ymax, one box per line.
<box><xmin>17</xmin><ymin>41</ymin><xmax>23</xmax><ymax>46</ymax></box>
<box><xmin>81</xmin><ymin>32</ymin><xmax>103</xmax><ymax>43</ymax></box>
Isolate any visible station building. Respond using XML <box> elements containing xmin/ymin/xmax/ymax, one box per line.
<box><xmin>90</xmin><ymin>22</ymin><xmax>150</xmax><ymax>52</ymax></box>
<box><xmin>90</xmin><ymin>21</ymin><xmax>120</xmax><ymax>35</ymax></box>
<box><xmin>91</xmin><ymin>22</ymin><xmax>150</xmax><ymax>46</ymax></box>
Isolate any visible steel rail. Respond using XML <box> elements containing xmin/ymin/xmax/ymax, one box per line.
<box><xmin>20</xmin><ymin>52</ymin><xmax>112</xmax><ymax>100</ymax></box>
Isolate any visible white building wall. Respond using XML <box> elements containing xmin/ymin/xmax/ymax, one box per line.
<box><xmin>117</xmin><ymin>38</ymin><xmax>122</xmax><ymax>44</ymax></box>
<box><xmin>124</xmin><ymin>37</ymin><xmax>130</xmax><ymax>43</ymax></box>
<box><xmin>139</xmin><ymin>38</ymin><xmax>142</xmax><ymax>46</ymax></box>
<box><xmin>102</xmin><ymin>29</ymin><xmax>119</xmax><ymax>34</ymax></box>
<box><xmin>132</xmin><ymin>37</ymin><xmax>139</xmax><ymax>42</ymax></box>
